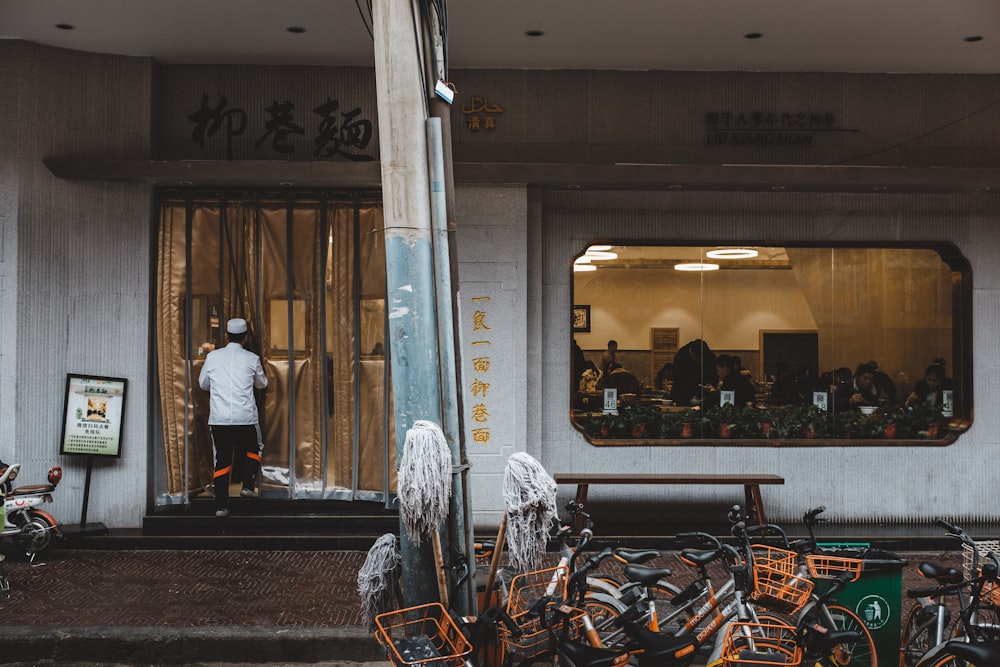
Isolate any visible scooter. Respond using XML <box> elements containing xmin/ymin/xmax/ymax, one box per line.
<box><xmin>0</xmin><ymin>460</ymin><xmax>63</xmax><ymax>562</ymax></box>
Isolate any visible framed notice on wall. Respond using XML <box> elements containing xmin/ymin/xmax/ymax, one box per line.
<box><xmin>650</xmin><ymin>327</ymin><xmax>680</xmax><ymax>384</ymax></box>
<box><xmin>60</xmin><ymin>374</ymin><xmax>127</xmax><ymax>458</ymax></box>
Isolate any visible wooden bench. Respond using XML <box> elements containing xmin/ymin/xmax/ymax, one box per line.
<box><xmin>553</xmin><ymin>473</ymin><xmax>785</xmax><ymax>527</ymax></box>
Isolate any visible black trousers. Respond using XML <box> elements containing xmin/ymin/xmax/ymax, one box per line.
<box><xmin>210</xmin><ymin>424</ymin><xmax>263</xmax><ymax>509</ymax></box>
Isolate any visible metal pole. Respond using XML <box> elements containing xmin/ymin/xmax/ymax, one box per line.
<box><xmin>372</xmin><ymin>0</ymin><xmax>443</xmax><ymax>608</ymax></box>
<box><xmin>426</xmin><ymin>117</ymin><xmax>473</xmax><ymax>615</ymax></box>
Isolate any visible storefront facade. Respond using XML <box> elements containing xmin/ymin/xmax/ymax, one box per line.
<box><xmin>3</xmin><ymin>40</ymin><xmax>997</xmax><ymax>530</ymax></box>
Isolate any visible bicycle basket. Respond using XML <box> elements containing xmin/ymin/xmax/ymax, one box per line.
<box><xmin>374</xmin><ymin>603</ymin><xmax>472</xmax><ymax>667</ymax></box>
<box><xmin>805</xmin><ymin>554</ymin><xmax>863</xmax><ymax>581</ymax></box>
<box><xmin>751</xmin><ymin>544</ymin><xmax>799</xmax><ymax>575</ymax></box>
<box><xmin>979</xmin><ymin>579</ymin><xmax>1000</xmax><ymax>609</ymax></box>
<box><xmin>721</xmin><ymin>621</ymin><xmax>801</xmax><ymax>666</ymax></box>
<box><xmin>500</xmin><ymin>565</ymin><xmax>579</xmax><ymax>658</ymax></box>
<box><xmin>963</xmin><ymin>540</ymin><xmax>1000</xmax><ymax>577</ymax></box>
<box><xmin>749</xmin><ymin>565</ymin><xmax>814</xmax><ymax>615</ymax></box>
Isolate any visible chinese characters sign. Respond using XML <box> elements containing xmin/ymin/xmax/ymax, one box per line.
<box><xmin>468</xmin><ymin>296</ymin><xmax>494</xmax><ymax>445</ymax></box>
<box><xmin>704</xmin><ymin>111</ymin><xmax>858</xmax><ymax>145</ymax></box>
<box><xmin>188</xmin><ymin>93</ymin><xmax>375</xmax><ymax>161</ymax></box>
<box><xmin>60</xmin><ymin>374</ymin><xmax>128</xmax><ymax>458</ymax></box>
<box><xmin>461</xmin><ymin>95</ymin><xmax>504</xmax><ymax>132</ymax></box>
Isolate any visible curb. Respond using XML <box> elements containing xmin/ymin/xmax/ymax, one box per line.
<box><xmin>0</xmin><ymin>625</ymin><xmax>386</xmax><ymax>664</ymax></box>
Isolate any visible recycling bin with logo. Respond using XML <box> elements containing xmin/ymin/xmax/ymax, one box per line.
<box><xmin>811</xmin><ymin>545</ymin><xmax>908</xmax><ymax>667</ymax></box>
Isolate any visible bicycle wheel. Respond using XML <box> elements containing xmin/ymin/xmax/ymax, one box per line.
<box><xmin>811</xmin><ymin>602</ymin><xmax>878</xmax><ymax>667</ymax></box>
<box><xmin>583</xmin><ymin>592</ymin><xmax>631</xmax><ymax>648</ymax></box>
<box><xmin>900</xmin><ymin>602</ymin><xmax>937</xmax><ymax>667</ymax></box>
<box><xmin>919</xmin><ymin>651</ymin><xmax>969</xmax><ymax>667</ymax></box>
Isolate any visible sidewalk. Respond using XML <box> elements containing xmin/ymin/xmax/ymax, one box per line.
<box><xmin>0</xmin><ymin>545</ymin><xmax>965</xmax><ymax>664</ymax></box>
<box><xmin>0</xmin><ymin>548</ymin><xmax>387</xmax><ymax>664</ymax></box>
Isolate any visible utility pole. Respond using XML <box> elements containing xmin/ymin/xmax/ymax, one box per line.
<box><xmin>372</xmin><ymin>0</ymin><xmax>453</xmax><ymax>609</ymax></box>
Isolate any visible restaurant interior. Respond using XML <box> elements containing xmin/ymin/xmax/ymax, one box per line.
<box><xmin>571</xmin><ymin>244</ymin><xmax>967</xmax><ymax>442</ymax></box>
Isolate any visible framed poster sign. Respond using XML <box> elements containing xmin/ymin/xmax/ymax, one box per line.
<box><xmin>572</xmin><ymin>304</ymin><xmax>591</xmax><ymax>332</ymax></box>
<box><xmin>60</xmin><ymin>374</ymin><xmax>127</xmax><ymax>457</ymax></box>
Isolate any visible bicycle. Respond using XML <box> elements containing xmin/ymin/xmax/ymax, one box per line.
<box><xmin>729</xmin><ymin>506</ymin><xmax>879</xmax><ymax>667</ymax></box>
<box><xmin>900</xmin><ymin>519</ymin><xmax>1000</xmax><ymax>667</ymax></box>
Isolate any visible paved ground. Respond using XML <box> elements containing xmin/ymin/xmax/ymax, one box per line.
<box><xmin>0</xmin><ymin>545</ymin><xmax>966</xmax><ymax>665</ymax></box>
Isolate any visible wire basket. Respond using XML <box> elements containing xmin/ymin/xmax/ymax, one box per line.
<box><xmin>500</xmin><ymin>565</ymin><xmax>577</xmax><ymax>658</ymax></box>
<box><xmin>374</xmin><ymin>602</ymin><xmax>473</xmax><ymax>667</ymax></box>
<box><xmin>978</xmin><ymin>579</ymin><xmax>1000</xmax><ymax>609</ymax></box>
<box><xmin>963</xmin><ymin>540</ymin><xmax>1000</xmax><ymax>577</ymax></box>
<box><xmin>751</xmin><ymin>544</ymin><xmax>800</xmax><ymax>575</ymax></box>
<box><xmin>749</xmin><ymin>565</ymin><xmax>814</xmax><ymax>615</ymax></box>
<box><xmin>805</xmin><ymin>554</ymin><xmax>863</xmax><ymax>581</ymax></box>
<box><xmin>720</xmin><ymin>621</ymin><xmax>802</xmax><ymax>666</ymax></box>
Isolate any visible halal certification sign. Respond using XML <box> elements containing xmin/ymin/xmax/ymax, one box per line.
<box><xmin>856</xmin><ymin>594</ymin><xmax>890</xmax><ymax>630</ymax></box>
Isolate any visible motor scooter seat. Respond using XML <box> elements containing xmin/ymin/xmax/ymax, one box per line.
<box><xmin>10</xmin><ymin>484</ymin><xmax>54</xmax><ymax>495</ymax></box>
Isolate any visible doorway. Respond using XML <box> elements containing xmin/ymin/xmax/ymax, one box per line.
<box><xmin>155</xmin><ymin>192</ymin><xmax>396</xmax><ymax>506</ymax></box>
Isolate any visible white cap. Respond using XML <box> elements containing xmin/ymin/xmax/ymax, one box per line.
<box><xmin>227</xmin><ymin>318</ymin><xmax>248</xmax><ymax>334</ymax></box>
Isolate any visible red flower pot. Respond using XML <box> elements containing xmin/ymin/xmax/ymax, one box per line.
<box><xmin>681</xmin><ymin>422</ymin><xmax>693</xmax><ymax>438</ymax></box>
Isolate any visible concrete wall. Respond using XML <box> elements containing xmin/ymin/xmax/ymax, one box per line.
<box><xmin>0</xmin><ymin>42</ymin><xmax>155</xmax><ymax>528</ymax></box>
<box><xmin>534</xmin><ymin>190</ymin><xmax>998</xmax><ymax>526</ymax></box>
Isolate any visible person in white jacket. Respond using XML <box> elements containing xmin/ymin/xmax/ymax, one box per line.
<box><xmin>198</xmin><ymin>318</ymin><xmax>268</xmax><ymax>517</ymax></box>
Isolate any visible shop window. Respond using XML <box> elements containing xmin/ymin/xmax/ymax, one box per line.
<box><xmin>571</xmin><ymin>244</ymin><xmax>971</xmax><ymax>444</ymax></box>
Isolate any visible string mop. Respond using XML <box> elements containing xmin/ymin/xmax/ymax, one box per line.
<box><xmin>396</xmin><ymin>420</ymin><xmax>453</xmax><ymax>604</ymax></box>
<box><xmin>357</xmin><ymin>532</ymin><xmax>401</xmax><ymax>630</ymax></box>
<box><xmin>397</xmin><ymin>420</ymin><xmax>453</xmax><ymax>546</ymax></box>
<box><xmin>502</xmin><ymin>451</ymin><xmax>559</xmax><ymax>573</ymax></box>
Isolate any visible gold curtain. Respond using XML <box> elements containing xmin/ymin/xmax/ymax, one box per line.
<box><xmin>156</xmin><ymin>195</ymin><xmax>394</xmax><ymax>501</ymax></box>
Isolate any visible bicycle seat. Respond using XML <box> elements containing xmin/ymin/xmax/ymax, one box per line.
<box><xmin>623</xmin><ymin>565</ymin><xmax>672</xmax><ymax>586</ymax></box>
<box><xmin>918</xmin><ymin>561</ymin><xmax>963</xmax><ymax>584</ymax></box>
<box><xmin>9</xmin><ymin>483</ymin><xmax>55</xmax><ymax>495</ymax></box>
<box><xmin>557</xmin><ymin>636</ymin><xmax>629</xmax><ymax>667</ymax></box>
<box><xmin>614</xmin><ymin>548</ymin><xmax>660</xmax><ymax>564</ymax></box>
<box><xmin>680</xmin><ymin>548</ymin><xmax>724</xmax><ymax>567</ymax></box>
<box><xmin>938</xmin><ymin>639</ymin><xmax>1000</xmax><ymax>665</ymax></box>
<box><xmin>622</xmin><ymin>621</ymin><xmax>698</xmax><ymax>665</ymax></box>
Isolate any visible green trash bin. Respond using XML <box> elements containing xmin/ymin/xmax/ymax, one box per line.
<box><xmin>812</xmin><ymin>544</ymin><xmax>908</xmax><ymax>667</ymax></box>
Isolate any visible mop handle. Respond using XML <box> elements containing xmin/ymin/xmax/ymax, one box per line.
<box><xmin>431</xmin><ymin>530</ymin><xmax>450</xmax><ymax>607</ymax></box>
<box><xmin>482</xmin><ymin>512</ymin><xmax>508</xmax><ymax>609</ymax></box>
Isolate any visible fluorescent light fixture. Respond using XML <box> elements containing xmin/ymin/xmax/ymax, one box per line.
<box><xmin>584</xmin><ymin>250</ymin><xmax>618</xmax><ymax>261</ymax></box>
<box><xmin>705</xmin><ymin>248</ymin><xmax>759</xmax><ymax>260</ymax></box>
<box><xmin>573</xmin><ymin>264</ymin><xmax>597</xmax><ymax>272</ymax></box>
<box><xmin>674</xmin><ymin>262</ymin><xmax>720</xmax><ymax>271</ymax></box>
<box><xmin>587</xmin><ymin>244</ymin><xmax>613</xmax><ymax>252</ymax></box>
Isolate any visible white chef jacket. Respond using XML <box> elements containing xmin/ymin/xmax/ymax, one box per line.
<box><xmin>198</xmin><ymin>342</ymin><xmax>268</xmax><ymax>425</ymax></box>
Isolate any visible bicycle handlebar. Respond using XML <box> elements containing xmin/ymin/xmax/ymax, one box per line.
<box><xmin>676</xmin><ymin>531</ymin><xmax>723</xmax><ymax>549</ymax></box>
<box><xmin>803</xmin><ymin>506</ymin><xmax>827</xmax><ymax>525</ymax></box>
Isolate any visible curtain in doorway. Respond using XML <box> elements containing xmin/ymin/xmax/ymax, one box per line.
<box><xmin>155</xmin><ymin>193</ymin><xmax>395</xmax><ymax>504</ymax></box>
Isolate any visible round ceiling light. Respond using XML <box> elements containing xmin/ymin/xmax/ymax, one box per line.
<box><xmin>584</xmin><ymin>250</ymin><xmax>618</xmax><ymax>261</ymax></box>
<box><xmin>587</xmin><ymin>244</ymin><xmax>613</xmax><ymax>252</ymax></box>
<box><xmin>675</xmin><ymin>262</ymin><xmax>720</xmax><ymax>272</ymax></box>
<box><xmin>573</xmin><ymin>264</ymin><xmax>597</xmax><ymax>272</ymax></box>
<box><xmin>574</xmin><ymin>256</ymin><xmax>592</xmax><ymax>264</ymax></box>
<box><xmin>705</xmin><ymin>248</ymin><xmax>759</xmax><ymax>260</ymax></box>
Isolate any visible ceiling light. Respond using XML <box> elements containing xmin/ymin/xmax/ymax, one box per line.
<box><xmin>705</xmin><ymin>248</ymin><xmax>759</xmax><ymax>259</ymax></box>
<box><xmin>584</xmin><ymin>250</ymin><xmax>618</xmax><ymax>261</ymax></box>
<box><xmin>587</xmin><ymin>245</ymin><xmax>613</xmax><ymax>252</ymax></box>
<box><xmin>573</xmin><ymin>264</ymin><xmax>597</xmax><ymax>272</ymax></box>
<box><xmin>574</xmin><ymin>256</ymin><xmax>592</xmax><ymax>265</ymax></box>
<box><xmin>675</xmin><ymin>262</ymin><xmax>720</xmax><ymax>272</ymax></box>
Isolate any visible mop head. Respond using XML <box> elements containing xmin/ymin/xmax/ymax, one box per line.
<box><xmin>503</xmin><ymin>452</ymin><xmax>558</xmax><ymax>573</ymax></box>
<box><xmin>397</xmin><ymin>420</ymin><xmax>452</xmax><ymax>546</ymax></box>
<box><xmin>357</xmin><ymin>533</ymin><xmax>401</xmax><ymax>630</ymax></box>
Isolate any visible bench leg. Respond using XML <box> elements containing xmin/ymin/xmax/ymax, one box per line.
<box><xmin>745</xmin><ymin>484</ymin><xmax>767</xmax><ymax>525</ymax></box>
<box><xmin>574</xmin><ymin>484</ymin><xmax>590</xmax><ymax>532</ymax></box>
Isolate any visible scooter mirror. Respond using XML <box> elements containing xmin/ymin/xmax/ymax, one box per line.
<box><xmin>48</xmin><ymin>466</ymin><xmax>63</xmax><ymax>486</ymax></box>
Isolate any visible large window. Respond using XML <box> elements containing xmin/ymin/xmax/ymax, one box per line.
<box><xmin>571</xmin><ymin>244</ymin><xmax>970</xmax><ymax>444</ymax></box>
